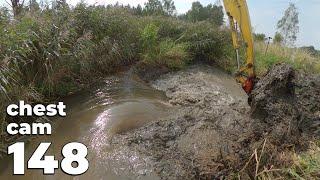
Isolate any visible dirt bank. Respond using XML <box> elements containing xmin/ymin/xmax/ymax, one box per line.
<box><xmin>110</xmin><ymin>64</ymin><xmax>320</xmax><ymax>179</ymax></box>
<box><xmin>250</xmin><ymin>63</ymin><xmax>320</xmax><ymax>145</ymax></box>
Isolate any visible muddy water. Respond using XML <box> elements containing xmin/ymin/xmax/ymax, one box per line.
<box><xmin>0</xmin><ymin>71</ymin><xmax>169</xmax><ymax>180</ymax></box>
<box><xmin>0</xmin><ymin>65</ymin><xmax>248</xmax><ymax>180</ymax></box>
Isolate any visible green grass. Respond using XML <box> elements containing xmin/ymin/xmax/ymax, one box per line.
<box><xmin>216</xmin><ymin>41</ymin><xmax>320</xmax><ymax>77</ymax></box>
<box><xmin>286</xmin><ymin>142</ymin><xmax>320</xmax><ymax>179</ymax></box>
<box><xmin>255</xmin><ymin>42</ymin><xmax>320</xmax><ymax>75</ymax></box>
<box><xmin>234</xmin><ymin>140</ymin><xmax>320</xmax><ymax>180</ymax></box>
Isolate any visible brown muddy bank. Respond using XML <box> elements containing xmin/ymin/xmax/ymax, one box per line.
<box><xmin>250</xmin><ymin>63</ymin><xmax>320</xmax><ymax>145</ymax></box>
<box><xmin>111</xmin><ymin>64</ymin><xmax>320</xmax><ymax>179</ymax></box>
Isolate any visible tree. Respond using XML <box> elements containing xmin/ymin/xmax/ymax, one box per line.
<box><xmin>300</xmin><ymin>46</ymin><xmax>320</xmax><ymax>57</ymax></box>
<box><xmin>273</xmin><ymin>32</ymin><xmax>284</xmax><ymax>44</ymax></box>
<box><xmin>144</xmin><ymin>0</ymin><xmax>163</xmax><ymax>16</ymax></box>
<box><xmin>28</xmin><ymin>0</ymin><xmax>40</xmax><ymax>13</ymax></box>
<box><xmin>185</xmin><ymin>2</ymin><xmax>224</xmax><ymax>26</ymax></box>
<box><xmin>143</xmin><ymin>0</ymin><xmax>176</xmax><ymax>16</ymax></box>
<box><xmin>277</xmin><ymin>3</ymin><xmax>299</xmax><ymax>46</ymax></box>
<box><xmin>187</xmin><ymin>2</ymin><xmax>204</xmax><ymax>22</ymax></box>
<box><xmin>7</xmin><ymin>0</ymin><xmax>25</xmax><ymax>17</ymax></box>
<box><xmin>162</xmin><ymin>0</ymin><xmax>176</xmax><ymax>16</ymax></box>
<box><xmin>206</xmin><ymin>4</ymin><xmax>223</xmax><ymax>26</ymax></box>
<box><xmin>254</xmin><ymin>33</ymin><xmax>266</xmax><ymax>42</ymax></box>
<box><xmin>0</xmin><ymin>7</ymin><xmax>10</xmax><ymax>24</ymax></box>
<box><xmin>134</xmin><ymin>4</ymin><xmax>143</xmax><ymax>16</ymax></box>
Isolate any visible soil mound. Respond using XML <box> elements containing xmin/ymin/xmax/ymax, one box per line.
<box><xmin>295</xmin><ymin>72</ymin><xmax>320</xmax><ymax>135</ymax></box>
<box><xmin>250</xmin><ymin>63</ymin><xmax>320</xmax><ymax>146</ymax></box>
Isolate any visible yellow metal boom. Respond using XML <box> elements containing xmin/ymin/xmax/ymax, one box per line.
<box><xmin>223</xmin><ymin>0</ymin><xmax>256</xmax><ymax>94</ymax></box>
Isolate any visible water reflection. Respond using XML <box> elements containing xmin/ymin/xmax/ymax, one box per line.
<box><xmin>0</xmin><ymin>71</ymin><xmax>169</xmax><ymax>180</ymax></box>
<box><xmin>89</xmin><ymin>109</ymin><xmax>111</xmax><ymax>158</ymax></box>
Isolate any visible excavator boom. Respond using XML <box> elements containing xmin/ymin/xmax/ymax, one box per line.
<box><xmin>223</xmin><ymin>0</ymin><xmax>256</xmax><ymax>94</ymax></box>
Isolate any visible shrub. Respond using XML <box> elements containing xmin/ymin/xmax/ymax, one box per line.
<box><xmin>274</xmin><ymin>32</ymin><xmax>284</xmax><ymax>45</ymax></box>
<box><xmin>141</xmin><ymin>23</ymin><xmax>159</xmax><ymax>54</ymax></box>
<box><xmin>158</xmin><ymin>40</ymin><xmax>189</xmax><ymax>69</ymax></box>
<box><xmin>178</xmin><ymin>22</ymin><xmax>233</xmax><ymax>64</ymax></box>
<box><xmin>140</xmin><ymin>23</ymin><xmax>189</xmax><ymax>70</ymax></box>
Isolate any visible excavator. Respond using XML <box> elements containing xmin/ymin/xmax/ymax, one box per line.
<box><xmin>222</xmin><ymin>0</ymin><xmax>256</xmax><ymax>94</ymax></box>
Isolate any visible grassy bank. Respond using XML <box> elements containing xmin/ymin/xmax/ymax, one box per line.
<box><xmin>0</xmin><ymin>3</ymin><xmax>231</xmax><ymax>152</ymax></box>
<box><xmin>217</xmin><ymin>40</ymin><xmax>320</xmax><ymax>76</ymax></box>
<box><xmin>255</xmin><ymin>41</ymin><xmax>320</xmax><ymax>75</ymax></box>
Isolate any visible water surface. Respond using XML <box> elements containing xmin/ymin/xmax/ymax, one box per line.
<box><xmin>0</xmin><ymin>71</ymin><xmax>169</xmax><ymax>180</ymax></box>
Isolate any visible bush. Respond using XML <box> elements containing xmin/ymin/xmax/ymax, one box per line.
<box><xmin>178</xmin><ymin>22</ymin><xmax>233</xmax><ymax>65</ymax></box>
<box><xmin>140</xmin><ymin>23</ymin><xmax>189</xmax><ymax>70</ymax></box>
<box><xmin>0</xmin><ymin>4</ymin><xmax>143</xmax><ymax>143</ymax></box>
<box><xmin>159</xmin><ymin>40</ymin><xmax>189</xmax><ymax>69</ymax></box>
<box><xmin>141</xmin><ymin>23</ymin><xmax>159</xmax><ymax>54</ymax></box>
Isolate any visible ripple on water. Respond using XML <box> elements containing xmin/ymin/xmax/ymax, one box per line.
<box><xmin>0</xmin><ymin>72</ymin><xmax>168</xmax><ymax>180</ymax></box>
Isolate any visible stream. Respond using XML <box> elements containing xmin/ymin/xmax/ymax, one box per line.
<box><xmin>0</xmin><ymin>70</ymin><xmax>170</xmax><ymax>180</ymax></box>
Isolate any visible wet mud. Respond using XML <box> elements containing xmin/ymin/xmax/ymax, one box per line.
<box><xmin>250</xmin><ymin>63</ymin><xmax>320</xmax><ymax>146</ymax></box>
<box><xmin>113</xmin><ymin>65</ymin><xmax>252</xmax><ymax>179</ymax></box>
<box><xmin>112</xmin><ymin>64</ymin><xmax>320</xmax><ymax>179</ymax></box>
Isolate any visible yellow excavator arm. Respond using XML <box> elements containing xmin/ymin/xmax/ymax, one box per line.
<box><xmin>223</xmin><ymin>0</ymin><xmax>256</xmax><ymax>94</ymax></box>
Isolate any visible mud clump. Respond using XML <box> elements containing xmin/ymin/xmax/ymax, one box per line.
<box><xmin>295</xmin><ymin>73</ymin><xmax>320</xmax><ymax>135</ymax></box>
<box><xmin>249</xmin><ymin>64</ymin><xmax>300</xmax><ymax>145</ymax></box>
<box><xmin>250</xmin><ymin>63</ymin><xmax>320</xmax><ymax>146</ymax></box>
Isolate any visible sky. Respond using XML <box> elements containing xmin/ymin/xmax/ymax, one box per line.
<box><xmin>1</xmin><ymin>0</ymin><xmax>319</xmax><ymax>49</ymax></box>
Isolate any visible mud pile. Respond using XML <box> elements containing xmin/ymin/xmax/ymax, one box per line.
<box><xmin>250</xmin><ymin>63</ymin><xmax>320</xmax><ymax>145</ymax></box>
<box><xmin>249</xmin><ymin>64</ymin><xmax>300</xmax><ymax>145</ymax></box>
<box><xmin>110</xmin><ymin>64</ymin><xmax>319</xmax><ymax>179</ymax></box>
<box><xmin>294</xmin><ymin>72</ymin><xmax>320</xmax><ymax>135</ymax></box>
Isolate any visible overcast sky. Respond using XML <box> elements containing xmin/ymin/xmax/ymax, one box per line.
<box><xmin>1</xmin><ymin>0</ymin><xmax>319</xmax><ymax>49</ymax></box>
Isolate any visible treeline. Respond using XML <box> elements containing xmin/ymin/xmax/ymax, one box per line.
<box><xmin>112</xmin><ymin>0</ymin><xmax>224</xmax><ymax>26</ymax></box>
<box><xmin>179</xmin><ymin>2</ymin><xmax>224</xmax><ymax>26</ymax></box>
<box><xmin>1</xmin><ymin>0</ymin><xmax>225</xmax><ymax>26</ymax></box>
